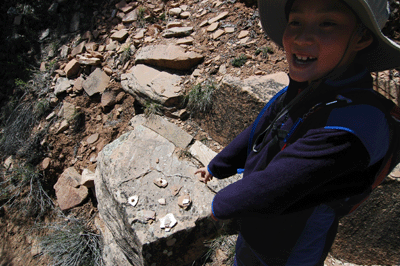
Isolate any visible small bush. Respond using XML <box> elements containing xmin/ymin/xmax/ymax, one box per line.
<box><xmin>34</xmin><ymin>99</ymin><xmax>50</xmax><ymax>117</ymax></box>
<box><xmin>186</xmin><ymin>81</ymin><xmax>215</xmax><ymax>114</ymax></box>
<box><xmin>255</xmin><ymin>46</ymin><xmax>274</xmax><ymax>58</ymax></box>
<box><xmin>0</xmin><ymin>164</ymin><xmax>53</xmax><ymax>217</ymax></box>
<box><xmin>202</xmin><ymin>233</ymin><xmax>237</xmax><ymax>265</ymax></box>
<box><xmin>137</xmin><ymin>6</ymin><xmax>146</xmax><ymax>20</ymax></box>
<box><xmin>39</xmin><ymin>217</ymin><xmax>104</xmax><ymax>266</ymax></box>
<box><xmin>120</xmin><ymin>46</ymin><xmax>132</xmax><ymax>65</ymax></box>
<box><xmin>0</xmin><ymin>100</ymin><xmax>43</xmax><ymax>159</ymax></box>
<box><xmin>144</xmin><ymin>101</ymin><xmax>163</xmax><ymax>118</ymax></box>
<box><xmin>231</xmin><ymin>54</ymin><xmax>248</xmax><ymax>67</ymax></box>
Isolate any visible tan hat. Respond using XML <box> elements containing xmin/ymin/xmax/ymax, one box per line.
<box><xmin>258</xmin><ymin>0</ymin><xmax>400</xmax><ymax>72</ymax></box>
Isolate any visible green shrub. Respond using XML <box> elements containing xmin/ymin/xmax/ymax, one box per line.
<box><xmin>144</xmin><ymin>101</ymin><xmax>163</xmax><ymax>118</ymax></box>
<box><xmin>186</xmin><ymin>82</ymin><xmax>215</xmax><ymax>114</ymax></box>
<box><xmin>0</xmin><ymin>164</ymin><xmax>53</xmax><ymax>217</ymax></box>
<box><xmin>137</xmin><ymin>6</ymin><xmax>146</xmax><ymax>20</ymax></box>
<box><xmin>0</xmin><ymin>100</ymin><xmax>41</xmax><ymax>158</ymax></box>
<box><xmin>15</xmin><ymin>78</ymin><xmax>28</xmax><ymax>89</ymax></box>
<box><xmin>202</xmin><ymin>233</ymin><xmax>236</xmax><ymax>265</ymax></box>
<box><xmin>255</xmin><ymin>46</ymin><xmax>274</xmax><ymax>58</ymax></box>
<box><xmin>39</xmin><ymin>217</ymin><xmax>104</xmax><ymax>266</ymax></box>
<box><xmin>231</xmin><ymin>54</ymin><xmax>248</xmax><ymax>67</ymax></box>
<box><xmin>34</xmin><ymin>99</ymin><xmax>50</xmax><ymax>117</ymax></box>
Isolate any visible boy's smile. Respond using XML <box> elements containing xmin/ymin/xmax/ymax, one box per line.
<box><xmin>282</xmin><ymin>0</ymin><xmax>369</xmax><ymax>83</ymax></box>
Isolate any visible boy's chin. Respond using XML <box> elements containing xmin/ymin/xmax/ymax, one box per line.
<box><xmin>288</xmin><ymin>70</ymin><xmax>327</xmax><ymax>84</ymax></box>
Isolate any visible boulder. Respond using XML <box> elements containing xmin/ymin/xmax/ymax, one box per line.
<box><xmin>65</xmin><ymin>59</ymin><xmax>80</xmax><ymax>77</ymax></box>
<box><xmin>77</xmin><ymin>55</ymin><xmax>101</xmax><ymax>66</ymax></box>
<box><xmin>61</xmin><ymin>101</ymin><xmax>76</xmax><ymax>121</ymax></box>
<box><xmin>331</xmin><ymin>179</ymin><xmax>400</xmax><ymax>264</ymax></box>
<box><xmin>54</xmin><ymin>167</ymin><xmax>88</xmax><ymax>210</ymax></box>
<box><xmin>193</xmin><ymin>72</ymin><xmax>289</xmax><ymax>146</ymax></box>
<box><xmin>71</xmin><ymin>41</ymin><xmax>86</xmax><ymax>57</ymax></box>
<box><xmin>54</xmin><ymin>77</ymin><xmax>74</xmax><ymax>96</ymax></box>
<box><xmin>122</xmin><ymin>9</ymin><xmax>138</xmax><ymax>23</ymax></box>
<box><xmin>82</xmin><ymin>68</ymin><xmax>110</xmax><ymax>97</ymax></box>
<box><xmin>101</xmin><ymin>89</ymin><xmax>118</xmax><ymax>108</ymax></box>
<box><xmin>95</xmin><ymin>115</ymin><xmax>235</xmax><ymax>265</ymax></box>
<box><xmin>111</xmin><ymin>29</ymin><xmax>129</xmax><ymax>42</ymax></box>
<box><xmin>130</xmin><ymin>114</ymin><xmax>193</xmax><ymax>149</ymax></box>
<box><xmin>161</xmin><ymin>27</ymin><xmax>194</xmax><ymax>38</ymax></box>
<box><xmin>135</xmin><ymin>44</ymin><xmax>203</xmax><ymax>71</ymax></box>
<box><xmin>121</xmin><ymin>64</ymin><xmax>183</xmax><ymax>107</ymax></box>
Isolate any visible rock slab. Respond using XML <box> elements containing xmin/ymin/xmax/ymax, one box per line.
<box><xmin>121</xmin><ymin>64</ymin><xmax>182</xmax><ymax>107</ymax></box>
<box><xmin>95</xmin><ymin>115</ymin><xmax>234</xmax><ymax>265</ymax></box>
<box><xmin>195</xmin><ymin>72</ymin><xmax>289</xmax><ymax>145</ymax></box>
<box><xmin>82</xmin><ymin>68</ymin><xmax>110</xmax><ymax>96</ymax></box>
<box><xmin>54</xmin><ymin>167</ymin><xmax>88</xmax><ymax>210</ymax></box>
<box><xmin>135</xmin><ymin>44</ymin><xmax>203</xmax><ymax>71</ymax></box>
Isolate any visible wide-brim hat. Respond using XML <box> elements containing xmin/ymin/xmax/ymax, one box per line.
<box><xmin>258</xmin><ymin>0</ymin><xmax>400</xmax><ymax>72</ymax></box>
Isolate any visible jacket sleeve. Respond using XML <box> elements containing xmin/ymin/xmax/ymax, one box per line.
<box><xmin>211</xmin><ymin>128</ymin><xmax>372</xmax><ymax>220</ymax></box>
<box><xmin>207</xmin><ymin>125</ymin><xmax>252</xmax><ymax>178</ymax></box>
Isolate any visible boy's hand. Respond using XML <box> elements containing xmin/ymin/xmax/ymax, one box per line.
<box><xmin>195</xmin><ymin>167</ymin><xmax>213</xmax><ymax>184</ymax></box>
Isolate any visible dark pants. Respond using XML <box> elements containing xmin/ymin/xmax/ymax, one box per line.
<box><xmin>234</xmin><ymin>233</ymin><xmax>267</xmax><ymax>266</ymax></box>
<box><xmin>233</xmin><ymin>233</ymin><xmax>330</xmax><ymax>266</ymax></box>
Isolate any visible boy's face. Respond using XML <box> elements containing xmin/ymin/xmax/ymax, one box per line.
<box><xmin>282</xmin><ymin>0</ymin><xmax>361</xmax><ymax>83</ymax></box>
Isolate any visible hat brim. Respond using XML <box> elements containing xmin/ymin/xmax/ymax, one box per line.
<box><xmin>258</xmin><ymin>0</ymin><xmax>400</xmax><ymax>72</ymax></box>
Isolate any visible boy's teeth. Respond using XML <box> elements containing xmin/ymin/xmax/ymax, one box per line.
<box><xmin>295</xmin><ymin>55</ymin><xmax>316</xmax><ymax>61</ymax></box>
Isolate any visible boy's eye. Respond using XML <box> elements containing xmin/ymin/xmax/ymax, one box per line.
<box><xmin>288</xmin><ymin>20</ymin><xmax>301</xmax><ymax>26</ymax></box>
<box><xmin>320</xmin><ymin>21</ymin><xmax>336</xmax><ymax>27</ymax></box>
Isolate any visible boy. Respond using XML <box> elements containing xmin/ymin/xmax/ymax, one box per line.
<box><xmin>195</xmin><ymin>0</ymin><xmax>400</xmax><ymax>265</ymax></box>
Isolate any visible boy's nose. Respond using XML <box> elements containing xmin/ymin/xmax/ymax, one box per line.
<box><xmin>294</xmin><ymin>27</ymin><xmax>314</xmax><ymax>46</ymax></box>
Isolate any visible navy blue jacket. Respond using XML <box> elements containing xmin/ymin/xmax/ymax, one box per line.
<box><xmin>207</xmin><ymin>67</ymin><xmax>390</xmax><ymax>265</ymax></box>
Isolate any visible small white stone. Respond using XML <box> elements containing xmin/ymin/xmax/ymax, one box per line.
<box><xmin>128</xmin><ymin>195</ymin><xmax>139</xmax><ymax>207</ymax></box>
<box><xmin>160</xmin><ymin>213</ymin><xmax>177</xmax><ymax>231</ymax></box>
<box><xmin>158</xmin><ymin>198</ymin><xmax>166</xmax><ymax>205</ymax></box>
<box><xmin>154</xmin><ymin>178</ymin><xmax>168</xmax><ymax>188</ymax></box>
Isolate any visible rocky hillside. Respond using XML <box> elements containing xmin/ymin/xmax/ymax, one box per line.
<box><xmin>1</xmin><ymin>0</ymin><xmax>400</xmax><ymax>265</ymax></box>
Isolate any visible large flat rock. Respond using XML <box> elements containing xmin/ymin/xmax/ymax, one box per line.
<box><xmin>121</xmin><ymin>64</ymin><xmax>183</xmax><ymax>107</ymax></box>
<box><xmin>95</xmin><ymin>115</ymin><xmax>236</xmax><ymax>265</ymax></box>
<box><xmin>194</xmin><ymin>72</ymin><xmax>289</xmax><ymax>145</ymax></box>
<box><xmin>135</xmin><ymin>44</ymin><xmax>203</xmax><ymax>70</ymax></box>
<box><xmin>82</xmin><ymin>68</ymin><xmax>110</xmax><ymax>97</ymax></box>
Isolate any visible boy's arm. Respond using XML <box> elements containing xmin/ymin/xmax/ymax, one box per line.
<box><xmin>210</xmin><ymin>128</ymin><xmax>374</xmax><ymax>220</ymax></box>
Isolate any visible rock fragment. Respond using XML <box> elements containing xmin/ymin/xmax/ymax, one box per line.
<box><xmin>87</xmin><ymin>133</ymin><xmax>99</xmax><ymax>144</ymax></box>
<box><xmin>81</xmin><ymin>169</ymin><xmax>96</xmax><ymax>188</ymax></box>
<box><xmin>122</xmin><ymin>9</ymin><xmax>137</xmax><ymax>23</ymax></box>
<box><xmin>162</xmin><ymin>27</ymin><xmax>194</xmax><ymax>38</ymax></box>
<box><xmin>178</xmin><ymin>194</ymin><xmax>192</xmax><ymax>209</ymax></box>
<box><xmin>111</xmin><ymin>29</ymin><xmax>129</xmax><ymax>42</ymax></box>
<box><xmin>71</xmin><ymin>41</ymin><xmax>86</xmax><ymax>57</ymax></box>
<box><xmin>160</xmin><ymin>213</ymin><xmax>177</xmax><ymax>232</ymax></box>
<box><xmin>158</xmin><ymin>198</ymin><xmax>166</xmax><ymax>205</ymax></box>
<box><xmin>128</xmin><ymin>195</ymin><xmax>139</xmax><ymax>207</ymax></box>
<box><xmin>82</xmin><ymin>68</ymin><xmax>110</xmax><ymax>96</ymax></box>
<box><xmin>65</xmin><ymin>59</ymin><xmax>80</xmax><ymax>77</ymax></box>
<box><xmin>170</xmin><ymin>184</ymin><xmax>182</xmax><ymax>196</ymax></box>
<box><xmin>54</xmin><ymin>78</ymin><xmax>74</xmax><ymax>96</ymax></box>
<box><xmin>208</xmin><ymin>11</ymin><xmax>229</xmax><ymax>24</ymax></box>
<box><xmin>54</xmin><ymin>167</ymin><xmax>88</xmax><ymax>210</ymax></box>
<box><xmin>135</xmin><ymin>44</ymin><xmax>203</xmax><ymax>70</ymax></box>
<box><xmin>153</xmin><ymin>178</ymin><xmax>168</xmax><ymax>188</ymax></box>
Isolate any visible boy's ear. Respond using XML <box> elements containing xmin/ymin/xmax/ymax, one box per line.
<box><xmin>354</xmin><ymin>29</ymin><xmax>374</xmax><ymax>52</ymax></box>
